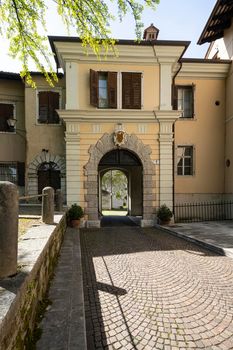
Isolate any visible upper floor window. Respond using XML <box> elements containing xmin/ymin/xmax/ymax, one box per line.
<box><xmin>38</xmin><ymin>91</ymin><xmax>60</xmax><ymax>124</ymax></box>
<box><xmin>90</xmin><ymin>70</ymin><xmax>117</xmax><ymax>109</ymax></box>
<box><xmin>176</xmin><ymin>146</ymin><xmax>194</xmax><ymax>176</ymax></box>
<box><xmin>90</xmin><ymin>70</ymin><xmax>142</xmax><ymax>109</ymax></box>
<box><xmin>0</xmin><ymin>103</ymin><xmax>15</xmax><ymax>132</ymax></box>
<box><xmin>174</xmin><ymin>86</ymin><xmax>194</xmax><ymax>119</ymax></box>
<box><xmin>122</xmin><ymin>72</ymin><xmax>141</xmax><ymax>109</ymax></box>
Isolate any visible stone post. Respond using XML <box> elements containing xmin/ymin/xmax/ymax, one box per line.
<box><xmin>55</xmin><ymin>189</ymin><xmax>63</xmax><ymax>212</ymax></box>
<box><xmin>0</xmin><ymin>181</ymin><xmax>18</xmax><ymax>278</ymax></box>
<box><xmin>42</xmin><ymin>187</ymin><xmax>54</xmax><ymax>224</ymax></box>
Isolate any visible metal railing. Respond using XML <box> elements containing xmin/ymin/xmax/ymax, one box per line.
<box><xmin>174</xmin><ymin>200</ymin><xmax>233</xmax><ymax>223</ymax></box>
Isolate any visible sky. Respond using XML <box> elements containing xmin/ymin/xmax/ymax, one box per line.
<box><xmin>1</xmin><ymin>0</ymin><xmax>216</xmax><ymax>73</ymax></box>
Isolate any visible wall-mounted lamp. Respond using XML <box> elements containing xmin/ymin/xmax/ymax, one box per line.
<box><xmin>7</xmin><ymin>117</ymin><xmax>17</xmax><ymax>132</ymax></box>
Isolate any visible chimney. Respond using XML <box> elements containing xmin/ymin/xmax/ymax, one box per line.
<box><xmin>143</xmin><ymin>23</ymin><xmax>159</xmax><ymax>40</ymax></box>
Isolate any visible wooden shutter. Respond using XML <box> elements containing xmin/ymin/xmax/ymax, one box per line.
<box><xmin>132</xmin><ymin>73</ymin><xmax>141</xmax><ymax>109</ymax></box>
<box><xmin>191</xmin><ymin>84</ymin><xmax>195</xmax><ymax>118</ymax></box>
<box><xmin>122</xmin><ymin>72</ymin><xmax>132</xmax><ymax>109</ymax></box>
<box><xmin>17</xmin><ymin>162</ymin><xmax>25</xmax><ymax>186</ymax></box>
<box><xmin>38</xmin><ymin>91</ymin><xmax>49</xmax><ymax>123</ymax></box>
<box><xmin>108</xmin><ymin>72</ymin><xmax>117</xmax><ymax>108</ymax></box>
<box><xmin>122</xmin><ymin>72</ymin><xmax>141</xmax><ymax>109</ymax></box>
<box><xmin>0</xmin><ymin>103</ymin><xmax>14</xmax><ymax>131</ymax></box>
<box><xmin>173</xmin><ymin>86</ymin><xmax>178</xmax><ymax>110</ymax></box>
<box><xmin>90</xmin><ymin>69</ymin><xmax>98</xmax><ymax>107</ymax></box>
<box><xmin>48</xmin><ymin>91</ymin><xmax>60</xmax><ymax>124</ymax></box>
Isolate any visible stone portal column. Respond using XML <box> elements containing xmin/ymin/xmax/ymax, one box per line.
<box><xmin>65</xmin><ymin>122</ymin><xmax>81</xmax><ymax>206</ymax></box>
<box><xmin>156</xmin><ymin>111</ymin><xmax>180</xmax><ymax>210</ymax></box>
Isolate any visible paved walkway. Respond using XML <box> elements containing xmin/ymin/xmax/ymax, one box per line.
<box><xmin>35</xmin><ymin>221</ymin><xmax>233</xmax><ymax>350</ymax></box>
<box><xmin>36</xmin><ymin>227</ymin><xmax>86</xmax><ymax>350</ymax></box>
<box><xmin>163</xmin><ymin>221</ymin><xmax>233</xmax><ymax>258</ymax></box>
<box><xmin>81</xmin><ymin>226</ymin><xmax>233</xmax><ymax>350</ymax></box>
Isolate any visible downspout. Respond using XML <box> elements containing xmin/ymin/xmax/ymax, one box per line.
<box><xmin>172</xmin><ymin>61</ymin><xmax>182</xmax><ymax>215</ymax></box>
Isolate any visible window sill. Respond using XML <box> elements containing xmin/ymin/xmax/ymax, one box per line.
<box><xmin>36</xmin><ymin>122</ymin><xmax>62</xmax><ymax>127</ymax></box>
<box><xmin>0</xmin><ymin>130</ymin><xmax>16</xmax><ymax>134</ymax></box>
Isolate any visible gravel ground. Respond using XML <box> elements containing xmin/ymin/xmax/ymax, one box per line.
<box><xmin>18</xmin><ymin>218</ymin><xmax>41</xmax><ymax>238</ymax></box>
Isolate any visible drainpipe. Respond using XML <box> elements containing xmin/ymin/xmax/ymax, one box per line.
<box><xmin>172</xmin><ymin>62</ymin><xmax>182</xmax><ymax>215</ymax></box>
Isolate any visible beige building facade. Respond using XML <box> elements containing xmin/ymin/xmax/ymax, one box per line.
<box><xmin>1</xmin><ymin>0</ymin><xmax>233</xmax><ymax>226</ymax></box>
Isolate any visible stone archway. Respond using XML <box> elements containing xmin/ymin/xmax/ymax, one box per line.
<box><xmin>27</xmin><ymin>152</ymin><xmax>66</xmax><ymax>200</ymax></box>
<box><xmin>84</xmin><ymin>133</ymin><xmax>156</xmax><ymax>227</ymax></box>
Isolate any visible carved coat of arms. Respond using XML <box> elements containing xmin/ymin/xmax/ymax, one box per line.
<box><xmin>113</xmin><ymin>130</ymin><xmax>127</xmax><ymax>147</ymax></box>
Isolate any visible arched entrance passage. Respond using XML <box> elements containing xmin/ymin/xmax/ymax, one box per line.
<box><xmin>84</xmin><ymin>133</ymin><xmax>156</xmax><ymax>227</ymax></box>
<box><xmin>100</xmin><ymin>169</ymin><xmax>128</xmax><ymax>215</ymax></box>
<box><xmin>99</xmin><ymin>149</ymin><xmax>142</xmax><ymax>216</ymax></box>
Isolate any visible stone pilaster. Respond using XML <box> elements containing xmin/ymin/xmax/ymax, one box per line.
<box><xmin>65</xmin><ymin>62</ymin><xmax>79</xmax><ymax>109</ymax></box>
<box><xmin>65</xmin><ymin>122</ymin><xmax>81</xmax><ymax>206</ymax></box>
<box><xmin>156</xmin><ymin>111</ymin><xmax>181</xmax><ymax>210</ymax></box>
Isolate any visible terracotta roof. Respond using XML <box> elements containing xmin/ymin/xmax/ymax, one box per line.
<box><xmin>198</xmin><ymin>0</ymin><xmax>233</xmax><ymax>45</ymax></box>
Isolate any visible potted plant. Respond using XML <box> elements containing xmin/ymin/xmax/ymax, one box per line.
<box><xmin>157</xmin><ymin>204</ymin><xmax>173</xmax><ymax>225</ymax></box>
<box><xmin>67</xmin><ymin>203</ymin><xmax>84</xmax><ymax>228</ymax></box>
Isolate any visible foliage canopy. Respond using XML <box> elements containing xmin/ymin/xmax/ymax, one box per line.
<box><xmin>0</xmin><ymin>0</ymin><xmax>159</xmax><ymax>86</ymax></box>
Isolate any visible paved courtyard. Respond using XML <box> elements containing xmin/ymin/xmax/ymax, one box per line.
<box><xmin>81</xmin><ymin>226</ymin><xmax>233</xmax><ymax>350</ymax></box>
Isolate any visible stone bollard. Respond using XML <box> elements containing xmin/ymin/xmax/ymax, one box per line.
<box><xmin>0</xmin><ymin>181</ymin><xmax>18</xmax><ymax>278</ymax></box>
<box><xmin>42</xmin><ymin>187</ymin><xmax>54</xmax><ymax>224</ymax></box>
<box><xmin>55</xmin><ymin>189</ymin><xmax>63</xmax><ymax>212</ymax></box>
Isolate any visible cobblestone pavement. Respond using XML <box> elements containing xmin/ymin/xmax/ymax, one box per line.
<box><xmin>80</xmin><ymin>226</ymin><xmax>233</xmax><ymax>350</ymax></box>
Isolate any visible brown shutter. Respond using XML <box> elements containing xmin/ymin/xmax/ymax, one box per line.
<box><xmin>132</xmin><ymin>73</ymin><xmax>141</xmax><ymax>109</ymax></box>
<box><xmin>122</xmin><ymin>72</ymin><xmax>132</xmax><ymax>109</ymax></box>
<box><xmin>192</xmin><ymin>84</ymin><xmax>195</xmax><ymax>118</ymax></box>
<box><xmin>38</xmin><ymin>91</ymin><xmax>49</xmax><ymax>123</ymax></box>
<box><xmin>173</xmin><ymin>86</ymin><xmax>178</xmax><ymax>110</ymax></box>
<box><xmin>122</xmin><ymin>72</ymin><xmax>141</xmax><ymax>109</ymax></box>
<box><xmin>0</xmin><ymin>103</ymin><xmax>14</xmax><ymax>131</ymax></box>
<box><xmin>48</xmin><ymin>91</ymin><xmax>60</xmax><ymax>123</ymax></box>
<box><xmin>90</xmin><ymin>69</ymin><xmax>98</xmax><ymax>107</ymax></box>
<box><xmin>108</xmin><ymin>72</ymin><xmax>117</xmax><ymax>108</ymax></box>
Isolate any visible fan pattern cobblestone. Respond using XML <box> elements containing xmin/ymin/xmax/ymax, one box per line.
<box><xmin>80</xmin><ymin>226</ymin><xmax>233</xmax><ymax>350</ymax></box>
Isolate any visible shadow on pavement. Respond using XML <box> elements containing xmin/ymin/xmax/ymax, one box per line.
<box><xmin>101</xmin><ymin>215</ymin><xmax>140</xmax><ymax>227</ymax></box>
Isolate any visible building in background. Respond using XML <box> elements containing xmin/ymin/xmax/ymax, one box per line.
<box><xmin>0</xmin><ymin>0</ymin><xmax>232</xmax><ymax>226</ymax></box>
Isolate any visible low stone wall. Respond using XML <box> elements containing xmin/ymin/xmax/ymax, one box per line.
<box><xmin>0</xmin><ymin>214</ymin><xmax>67</xmax><ymax>350</ymax></box>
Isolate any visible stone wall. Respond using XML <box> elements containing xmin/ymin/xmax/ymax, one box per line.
<box><xmin>0</xmin><ymin>214</ymin><xmax>67</xmax><ymax>349</ymax></box>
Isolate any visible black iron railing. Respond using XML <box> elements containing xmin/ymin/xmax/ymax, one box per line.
<box><xmin>174</xmin><ymin>201</ymin><xmax>233</xmax><ymax>223</ymax></box>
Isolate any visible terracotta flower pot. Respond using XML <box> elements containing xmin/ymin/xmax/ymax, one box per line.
<box><xmin>71</xmin><ymin>219</ymin><xmax>81</xmax><ymax>228</ymax></box>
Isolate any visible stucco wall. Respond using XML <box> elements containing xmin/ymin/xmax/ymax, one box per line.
<box><xmin>225</xmin><ymin>63</ymin><xmax>233</xmax><ymax>193</ymax></box>
<box><xmin>66</xmin><ymin>121</ymin><xmax>159</xmax><ymax>212</ymax></box>
<box><xmin>25</xmin><ymin>76</ymin><xmax>66</xmax><ymax>165</ymax></box>
<box><xmin>0</xmin><ymin>79</ymin><xmax>25</xmax><ymax>162</ymax></box>
<box><xmin>174</xmin><ymin>77</ymin><xmax>226</xmax><ymax>198</ymax></box>
<box><xmin>73</xmin><ymin>63</ymin><xmax>160</xmax><ymax>111</ymax></box>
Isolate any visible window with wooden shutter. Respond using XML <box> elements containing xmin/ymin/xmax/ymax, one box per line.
<box><xmin>174</xmin><ymin>85</ymin><xmax>194</xmax><ymax>118</ymax></box>
<box><xmin>90</xmin><ymin>70</ymin><xmax>117</xmax><ymax>108</ymax></box>
<box><xmin>122</xmin><ymin>72</ymin><xmax>141</xmax><ymax>109</ymax></box>
<box><xmin>90</xmin><ymin>69</ymin><xmax>98</xmax><ymax>107</ymax></box>
<box><xmin>38</xmin><ymin>91</ymin><xmax>60</xmax><ymax>124</ymax></box>
<box><xmin>0</xmin><ymin>103</ymin><xmax>14</xmax><ymax>131</ymax></box>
